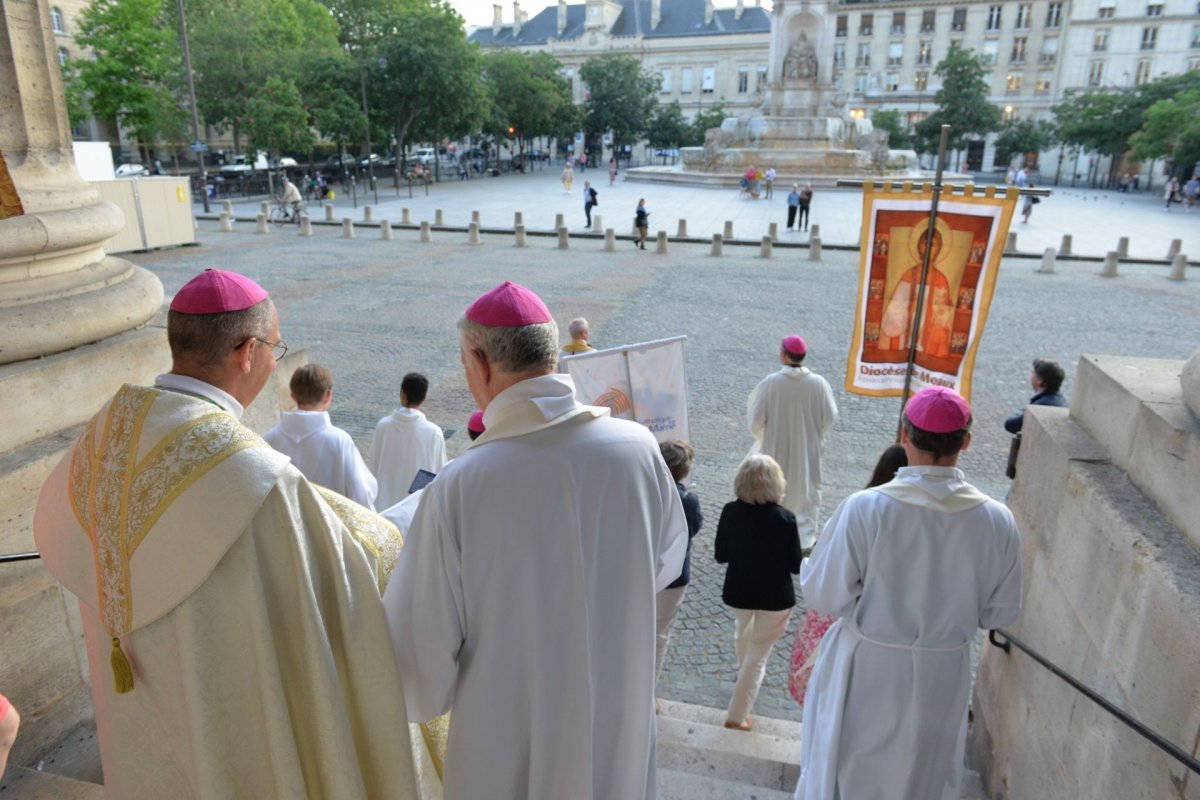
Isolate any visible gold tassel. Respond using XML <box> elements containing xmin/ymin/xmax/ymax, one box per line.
<box><xmin>110</xmin><ymin>636</ymin><xmax>134</xmax><ymax>694</ymax></box>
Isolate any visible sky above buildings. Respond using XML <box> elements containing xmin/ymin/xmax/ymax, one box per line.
<box><xmin>449</xmin><ymin>0</ymin><xmax>762</xmax><ymax>29</ymax></box>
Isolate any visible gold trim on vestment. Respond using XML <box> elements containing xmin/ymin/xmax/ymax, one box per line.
<box><xmin>419</xmin><ymin>717</ymin><xmax>448</xmax><ymax>780</ymax></box>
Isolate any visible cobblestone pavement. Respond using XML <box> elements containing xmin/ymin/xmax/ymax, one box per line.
<box><xmin>132</xmin><ymin>206</ymin><xmax>1200</xmax><ymax>722</ymax></box>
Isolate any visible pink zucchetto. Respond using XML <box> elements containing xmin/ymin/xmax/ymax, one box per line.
<box><xmin>467</xmin><ymin>410</ymin><xmax>486</xmax><ymax>434</ymax></box>
<box><xmin>465</xmin><ymin>281</ymin><xmax>553</xmax><ymax>327</ymax></box>
<box><xmin>170</xmin><ymin>269</ymin><xmax>268</xmax><ymax>314</ymax></box>
<box><xmin>782</xmin><ymin>334</ymin><xmax>807</xmax><ymax>357</ymax></box>
<box><xmin>905</xmin><ymin>386</ymin><xmax>972</xmax><ymax>433</ymax></box>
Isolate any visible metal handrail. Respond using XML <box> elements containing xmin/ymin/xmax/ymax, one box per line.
<box><xmin>0</xmin><ymin>551</ymin><xmax>40</xmax><ymax>564</ymax></box>
<box><xmin>989</xmin><ymin>628</ymin><xmax>1200</xmax><ymax>775</ymax></box>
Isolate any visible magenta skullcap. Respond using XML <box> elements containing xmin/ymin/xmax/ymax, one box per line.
<box><xmin>467</xmin><ymin>410</ymin><xmax>486</xmax><ymax>434</ymax></box>
<box><xmin>782</xmin><ymin>334</ymin><xmax>807</xmax><ymax>357</ymax></box>
<box><xmin>465</xmin><ymin>281</ymin><xmax>553</xmax><ymax>327</ymax></box>
<box><xmin>170</xmin><ymin>269</ymin><xmax>268</xmax><ymax>314</ymax></box>
<box><xmin>905</xmin><ymin>386</ymin><xmax>972</xmax><ymax>433</ymax></box>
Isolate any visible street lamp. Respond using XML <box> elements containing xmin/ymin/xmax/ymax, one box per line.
<box><xmin>176</xmin><ymin>0</ymin><xmax>208</xmax><ymax>213</ymax></box>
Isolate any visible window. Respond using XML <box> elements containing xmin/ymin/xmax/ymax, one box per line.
<box><xmin>834</xmin><ymin>43</ymin><xmax>846</xmax><ymax>69</ymax></box>
<box><xmin>1193</xmin><ymin>24</ymin><xmax>1200</xmax><ymax>47</ymax></box>
<box><xmin>1088</xmin><ymin>60</ymin><xmax>1105</xmax><ymax>86</ymax></box>
<box><xmin>854</xmin><ymin>73</ymin><xmax>868</xmax><ymax>93</ymax></box>
<box><xmin>907</xmin><ymin>111</ymin><xmax>926</xmax><ymax>127</ymax></box>
<box><xmin>50</xmin><ymin>6</ymin><xmax>65</xmax><ymax>33</ymax></box>
<box><xmin>986</xmin><ymin>5</ymin><xmax>1002</xmax><ymax>31</ymax></box>
<box><xmin>860</xmin><ymin>13</ymin><xmax>873</xmax><ymax>35</ymax></box>
<box><xmin>1046</xmin><ymin>2</ymin><xmax>1063</xmax><ymax>27</ymax></box>
<box><xmin>1040</xmin><ymin>37</ymin><xmax>1058</xmax><ymax>63</ymax></box>
<box><xmin>701</xmin><ymin>67</ymin><xmax>715</xmax><ymax>93</ymax></box>
<box><xmin>1146</xmin><ymin>3</ymin><xmax>1163</xmax><ymax>15</ymax></box>
<box><xmin>1094</xmin><ymin>29</ymin><xmax>1110</xmax><ymax>50</ymax></box>
<box><xmin>660</xmin><ymin>68</ymin><xmax>671</xmax><ymax>93</ymax></box>
<box><xmin>1135</xmin><ymin>59</ymin><xmax>1153</xmax><ymax>83</ymax></box>
<box><xmin>951</xmin><ymin>38</ymin><xmax>963</xmax><ymax>50</ymax></box>
<box><xmin>57</xmin><ymin>46</ymin><xmax>69</xmax><ymax>66</ymax></box>
<box><xmin>1011</xmin><ymin>37</ymin><xmax>1027</xmax><ymax>62</ymax></box>
<box><xmin>1098</xmin><ymin>5</ymin><xmax>1114</xmax><ymax>17</ymax></box>
<box><xmin>952</xmin><ymin>7</ymin><xmax>967</xmax><ymax>31</ymax></box>
<box><xmin>1006</xmin><ymin>73</ymin><xmax>1022</xmax><ymax>93</ymax></box>
<box><xmin>915</xmin><ymin>71</ymin><xmax>929</xmax><ymax>90</ymax></box>
<box><xmin>1142</xmin><ymin>26</ymin><xmax>1158</xmax><ymax>49</ymax></box>
<box><xmin>886</xmin><ymin>72</ymin><xmax>900</xmax><ymax>91</ymax></box>
<box><xmin>1035</xmin><ymin>75</ymin><xmax>1051</xmax><ymax>95</ymax></box>
<box><xmin>680</xmin><ymin>67</ymin><xmax>693</xmax><ymax>93</ymax></box>
<box><xmin>922</xmin><ymin>9</ymin><xmax>936</xmax><ymax>32</ymax></box>
<box><xmin>737</xmin><ymin>65</ymin><xmax>749</xmax><ymax>93</ymax></box>
<box><xmin>918</xmin><ymin>40</ymin><xmax>933</xmax><ymax>65</ymax></box>
<box><xmin>564</xmin><ymin>68</ymin><xmax>574</xmax><ymax>94</ymax></box>
<box><xmin>888</xmin><ymin>42</ymin><xmax>904</xmax><ymax>66</ymax></box>
<box><xmin>836</xmin><ymin>14</ymin><xmax>847</xmax><ymax>37</ymax></box>
<box><xmin>983</xmin><ymin>39</ymin><xmax>999</xmax><ymax>65</ymax></box>
<box><xmin>857</xmin><ymin>42</ymin><xmax>871</xmax><ymax>67</ymax></box>
<box><xmin>1015</xmin><ymin>4</ymin><xmax>1031</xmax><ymax>28</ymax></box>
<box><xmin>849</xmin><ymin>108</ymin><xmax>867</xmax><ymax>120</ymax></box>
<box><xmin>756</xmin><ymin>64</ymin><xmax>767</xmax><ymax>92</ymax></box>
<box><xmin>892</xmin><ymin>11</ymin><xmax>905</xmax><ymax>34</ymax></box>
<box><xmin>1003</xmin><ymin>105</ymin><xmax>1016</xmax><ymax>122</ymax></box>
<box><xmin>1190</xmin><ymin>57</ymin><xmax>1200</xmax><ymax>70</ymax></box>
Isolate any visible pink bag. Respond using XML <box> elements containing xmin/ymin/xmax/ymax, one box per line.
<box><xmin>789</xmin><ymin>609</ymin><xmax>835</xmax><ymax>706</ymax></box>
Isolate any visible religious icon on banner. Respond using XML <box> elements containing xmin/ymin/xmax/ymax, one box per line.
<box><xmin>845</xmin><ymin>183</ymin><xmax>1019</xmax><ymax>401</ymax></box>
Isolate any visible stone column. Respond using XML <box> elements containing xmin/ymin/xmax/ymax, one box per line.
<box><xmin>0</xmin><ymin>0</ymin><xmax>163</xmax><ymax>366</ymax></box>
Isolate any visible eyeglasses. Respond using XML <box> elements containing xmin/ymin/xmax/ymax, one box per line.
<box><xmin>240</xmin><ymin>336</ymin><xmax>288</xmax><ymax>361</ymax></box>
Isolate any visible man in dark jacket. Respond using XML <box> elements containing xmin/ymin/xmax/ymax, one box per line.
<box><xmin>1004</xmin><ymin>357</ymin><xmax>1067</xmax><ymax>434</ymax></box>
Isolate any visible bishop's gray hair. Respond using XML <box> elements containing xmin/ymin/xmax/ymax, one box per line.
<box><xmin>168</xmin><ymin>298</ymin><xmax>274</xmax><ymax>367</ymax></box>
<box><xmin>458</xmin><ymin>316</ymin><xmax>559</xmax><ymax>374</ymax></box>
<box><xmin>568</xmin><ymin>317</ymin><xmax>589</xmax><ymax>338</ymax></box>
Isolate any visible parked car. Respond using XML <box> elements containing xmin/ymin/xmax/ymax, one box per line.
<box><xmin>324</xmin><ymin>154</ymin><xmax>354</xmax><ymax>170</ymax></box>
<box><xmin>359</xmin><ymin>153</ymin><xmax>383</xmax><ymax>169</ymax></box>
<box><xmin>114</xmin><ymin>163</ymin><xmax>147</xmax><ymax>177</ymax></box>
<box><xmin>271</xmin><ymin>156</ymin><xmax>298</xmax><ymax>169</ymax></box>
<box><xmin>219</xmin><ymin>152</ymin><xmax>269</xmax><ymax>174</ymax></box>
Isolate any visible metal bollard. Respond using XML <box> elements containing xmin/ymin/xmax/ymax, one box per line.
<box><xmin>298</xmin><ymin>215</ymin><xmax>313</xmax><ymax>237</ymax></box>
<box><xmin>760</xmin><ymin>236</ymin><xmax>773</xmax><ymax>258</ymax></box>
<box><xmin>325</xmin><ymin>204</ymin><xmax>335</xmax><ymax>222</ymax></box>
<box><xmin>255</xmin><ymin>214</ymin><xmax>269</xmax><ymax>234</ymax></box>
<box><xmin>514</xmin><ymin>211</ymin><xmax>524</xmax><ymax>227</ymax></box>
<box><xmin>419</xmin><ymin>221</ymin><xmax>431</xmax><ymax>242</ymax></box>
<box><xmin>1169</xmin><ymin>253</ymin><xmax>1188</xmax><ymax>281</ymax></box>
<box><xmin>401</xmin><ymin>207</ymin><xmax>411</xmax><ymax>225</ymax></box>
<box><xmin>341</xmin><ymin>218</ymin><xmax>356</xmax><ymax>239</ymax></box>
<box><xmin>810</xmin><ymin>224</ymin><xmax>820</xmax><ymax>239</ymax></box>
<box><xmin>710</xmin><ymin>233</ymin><xmax>724</xmax><ymax>256</ymax></box>
<box><xmin>515</xmin><ymin>225</ymin><xmax>527</xmax><ymax>247</ymax></box>
<box><xmin>260</xmin><ymin>201</ymin><xmax>270</xmax><ymax>217</ymax></box>
<box><xmin>604</xmin><ymin>228</ymin><xmax>615</xmax><ymax>251</ymax></box>
<box><xmin>222</xmin><ymin>199</ymin><xmax>233</xmax><ymax>215</ymax></box>
<box><xmin>1167</xmin><ymin>238</ymin><xmax>1182</xmax><ymax>259</ymax></box>
<box><xmin>768</xmin><ymin>222</ymin><xmax>778</xmax><ymax>241</ymax></box>
<box><xmin>592</xmin><ymin>214</ymin><xmax>602</xmax><ymax>232</ymax></box>
<box><xmin>468</xmin><ymin>221</ymin><xmax>481</xmax><ymax>245</ymax></box>
<box><xmin>723</xmin><ymin>220</ymin><xmax>734</xmax><ymax>240</ymax></box>
<box><xmin>380</xmin><ymin>219</ymin><xmax>393</xmax><ymax>240</ymax></box>
<box><xmin>1037</xmin><ymin>247</ymin><xmax>1056</xmax><ymax>274</ymax></box>
<box><xmin>555</xmin><ymin>213</ymin><xmax>565</xmax><ymax>230</ymax></box>
<box><xmin>1059</xmin><ymin>234</ymin><xmax>1072</xmax><ymax>256</ymax></box>
<box><xmin>808</xmin><ymin>237</ymin><xmax>822</xmax><ymax>261</ymax></box>
<box><xmin>434</xmin><ymin>209</ymin><xmax>444</xmax><ymax>226</ymax></box>
<box><xmin>655</xmin><ymin>231</ymin><xmax>668</xmax><ymax>254</ymax></box>
<box><xmin>1100</xmin><ymin>251</ymin><xmax>1119</xmax><ymax>277</ymax></box>
<box><xmin>557</xmin><ymin>226</ymin><xmax>569</xmax><ymax>249</ymax></box>
<box><xmin>677</xmin><ymin>219</ymin><xmax>688</xmax><ymax>238</ymax></box>
<box><xmin>363</xmin><ymin>205</ymin><xmax>374</xmax><ymax>222</ymax></box>
<box><xmin>1004</xmin><ymin>232</ymin><xmax>1017</xmax><ymax>254</ymax></box>
<box><xmin>1117</xmin><ymin>236</ymin><xmax>1129</xmax><ymax>258</ymax></box>
<box><xmin>472</xmin><ymin>210</ymin><xmax>480</xmax><ymax>225</ymax></box>
<box><xmin>219</xmin><ymin>212</ymin><xmax>233</xmax><ymax>232</ymax></box>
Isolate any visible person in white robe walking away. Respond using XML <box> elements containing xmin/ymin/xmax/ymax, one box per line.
<box><xmin>748</xmin><ymin>334</ymin><xmax>838</xmax><ymax>552</ymax></box>
<box><xmin>265</xmin><ymin>363</ymin><xmax>378</xmax><ymax>509</ymax></box>
<box><xmin>369</xmin><ymin>372</ymin><xmax>448</xmax><ymax>510</ymax></box>
<box><xmin>383</xmin><ymin>281</ymin><xmax>688</xmax><ymax>800</ymax></box>
<box><xmin>794</xmin><ymin>387</ymin><xmax>1023</xmax><ymax>800</ymax></box>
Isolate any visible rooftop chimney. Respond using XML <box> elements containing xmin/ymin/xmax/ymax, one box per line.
<box><xmin>704</xmin><ymin>0</ymin><xmax>713</xmax><ymax>25</ymax></box>
<box><xmin>735</xmin><ymin>0</ymin><xmax>744</xmax><ymax>19</ymax></box>
<box><xmin>557</xmin><ymin>0</ymin><xmax>567</xmax><ymax>35</ymax></box>
<box><xmin>651</xmin><ymin>0</ymin><xmax>661</xmax><ymax>28</ymax></box>
<box><xmin>493</xmin><ymin>3</ymin><xmax>502</xmax><ymax>35</ymax></box>
<box><xmin>513</xmin><ymin>0</ymin><xmax>522</xmax><ymax>35</ymax></box>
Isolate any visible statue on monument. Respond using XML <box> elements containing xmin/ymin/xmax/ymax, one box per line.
<box><xmin>783</xmin><ymin>32</ymin><xmax>818</xmax><ymax>82</ymax></box>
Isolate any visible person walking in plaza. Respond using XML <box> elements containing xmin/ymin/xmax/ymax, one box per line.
<box><xmin>562</xmin><ymin>159</ymin><xmax>574</xmax><ymax>192</ymax></box>
<box><xmin>264</xmin><ymin>363</ymin><xmax>378</xmax><ymax>510</ymax></box>
<box><xmin>1165</xmin><ymin>175</ymin><xmax>1180</xmax><ymax>209</ymax></box>
<box><xmin>577</xmin><ymin>150</ymin><xmax>587</xmax><ymax>172</ymax></box>
<box><xmin>655</xmin><ymin>440</ymin><xmax>704</xmax><ymax>694</ymax></box>
<box><xmin>764</xmin><ymin>166</ymin><xmax>776</xmax><ymax>200</ymax></box>
<box><xmin>583</xmin><ymin>180</ymin><xmax>598</xmax><ymax>228</ymax></box>
<box><xmin>748</xmin><ymin>334</ymin><xmax>838</xmax><ymax>552</ymax></box>
<box><xmin>383</xmin><ymin>281</ymin><xmax>687</xmax><ymax>800</ymax></box>
<box><xmin>609</xmin><ymin>156</ymin><xmax>618</xmax><ymax>186</ymax></box>
<box><xmin>634</xmin><ymin>198</ymin><xmax>650</xmax><ymax>249</ymax></box>
<box><xmin>794</xmin><ymin>387</ymin><xmax>1023</xmax><ymax>800</ymax></box>
<box><xmin>715</xmin><ymin>454</ymin><xmax>802</xmax><ymax>731</ymax></box>
<box><xmin>798</xmin><ymin>183</ymin><xmax>813</xmax><ymax>231</ymax></box>
<box><xmin>1004</xmin><ymin>357</ymin><xmax>1067</xmax><ymax>435</ymax></box>
<box><xmin>1021</xmin><ymin>181</ymin><xmax>1039</xmax><ymax>224</ymax></box>
<box><xmin>1186</xmin><ymin>175</ymin><xmax>1199</xmax><ymax>211</ymax></box>
<box><xmin>33</xmin><ymin>269</ymin><xmax>419</xmax><ymax>799</ymax></box>
<box><xmin>786</xmin><ymin>184</ymin><xmax>801</xmax><ymax>231</ymax></box>
<box><xmin>369</xmin><ymin>372</ymin><xmax>449</xmax><ymax>510</ymax></box>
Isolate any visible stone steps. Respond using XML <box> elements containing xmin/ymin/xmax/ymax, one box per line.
<box><xmin>657</xmin><ymin>767</ymin><xmax>794</xmax><ymax>800</ymax></box>
<box><xmin>0</xmin><ymin>766</ymin><xmax>103</xmax><ymax>799</ymax></box>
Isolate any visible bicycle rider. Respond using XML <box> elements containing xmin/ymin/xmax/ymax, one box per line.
<box><xmin>280</xmin><ymin>176</ymin><xmax>303</xmax><ymax>220</ymax></box>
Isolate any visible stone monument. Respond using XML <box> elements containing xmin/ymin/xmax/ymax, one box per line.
<box><xmin>677</xmin><ymin>0</ymin><xmax>920</xmax><ymax>179</ymax></box>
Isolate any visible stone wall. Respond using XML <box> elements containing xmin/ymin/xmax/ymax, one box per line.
<box><xmin>969</xmin><ymin>354</ymin><xmax>1200</xmax><ymax>799</ymax></box>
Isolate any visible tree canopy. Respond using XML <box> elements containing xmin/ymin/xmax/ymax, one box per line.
<box><xmin>483</xmin><ymin>50</ymin><xmax>577</xmax><ymax>155</ymax></box>
<box><xmin>914</xmin><ymin>47</ymin><xmax>1000</xmax><ymax>157</ymax></box>
<box><xmin>578</xmin><ymin>53</ymin><xmax>658</xmax><ymax>151</ymax></box>
<box><xmin>993</xmin><ymin>118</ymin><xmax>1056</xmax><ymax>167</ymax></box>
<box><xmin>871</xmin><ymin>110</ymin><xmax>911</xmax><ymax>150</ymax></box>
<box><xmin>1130</xmin><ymin>87</ymin><xmax>1200</xmax><ymax>178</ymax></box>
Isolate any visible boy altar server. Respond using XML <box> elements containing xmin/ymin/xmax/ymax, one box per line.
<box><xmin>370</xmin><ymin>372</ymin><xmax>448</xmax><ymax>510</ymax></box>
<box><xmin>265</xmin><ymin>363</ymin><xmax>378</xmax><ymax>509</ymax></box>
<box><xmin>383</xmin><ymin>281</ymin><xmax>688</xmax><ymax>800</ymax></box>
<box><xmin>34</xmin><ymin>269</ymin><xmax>418</xmax><ymax>800</ymax></box>
<box><xmin>795</xmin><ymin>387</ymin><xmax>1022</xmax><ymax>800</ymax></box>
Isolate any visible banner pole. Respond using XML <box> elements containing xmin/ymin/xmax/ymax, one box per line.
<box><xmin>896</xmin><ymin>123</ymin><xmax>951</xmax><ymax>441</ymax></box>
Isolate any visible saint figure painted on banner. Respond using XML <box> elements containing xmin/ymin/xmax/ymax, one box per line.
<box><xmin>878</xmin><ymin>229</ymin><xmax>954</xmax><ymax>354</ymax></box>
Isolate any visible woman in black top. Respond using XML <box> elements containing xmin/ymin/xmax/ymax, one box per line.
<box><xmin>715</xmin><ymin>454</ymin><xmax>802</xmax><ymax>730</ymax></box>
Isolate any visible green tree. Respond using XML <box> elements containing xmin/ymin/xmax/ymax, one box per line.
<box><xmin>993</xmin><ymin>118</ymin><xmax>1055</xmax><ymax>168</ymax></box>
<box><xmin>1130</xmin><ymin>87</ymin><xmax>1200</xmax><ymax>179</ymax></box>
<box><xmin>915</xmin><ymin>48</ymin><xmax>1000</xmax><ymax>164</ymax></box>
<box><xmin>483</xmin><ymin>51</ymin><xmax>575</xmax><ymax>160</ymax></box>
<box><xmin>871</xmin><ymin>110</ymin><xmax>911</xmax><ymax>150</ymax></box>
<box><xmin>245</xmin><ymin>77</ymin><xmax>315</xmax><ymax>183</ymax></box>
<box><xmin>686</xmin><ymin>101</ymin><xmax>727</xmax><ymax>146</ymax></box>
<box><xmin>578</xmin><ymin>53</ymin><xmax>658</xmax><ymax>152</ymax></box>
<box><xmin>71</xmin><ymin>0</ymin><xmax>182</xmax><ymax>160</ymax></box>
<box><xmin>646</xmin><ymin>101</ymin><xmax>689</xmax><ymax>151</ymax></box>
<box><xmin>303</xmin><ymin>53</ymin><xmax>366</xmax><ymax>162</ymax></box>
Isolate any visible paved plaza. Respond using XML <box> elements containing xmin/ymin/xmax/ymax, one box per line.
<box><xmin>154</xmin><ymin>177</ymin><xmax>1200</xmax><ymax>722</ymax></box>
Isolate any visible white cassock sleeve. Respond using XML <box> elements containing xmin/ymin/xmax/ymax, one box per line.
<box><xmin>654</xmin><ymin>457</ymin><xmax>689</xmax><ymax>593</ymax></box>
<box><xmin>799</xmin><ymin>495</ymin><xmax>868</xmax><ymax>619</ymax></box>
<box><xmin>818</xmin><ymin>379</ymin><xmax>839</xmax><ymax>439</ymax></box>
<box><xmin>431</xmin><ymin>432</ymin><xmax>448</xmax><ymax>473</ymax></box>
<box><xmin>367</xmin><ymin>422</ymin><xmax>384</xmax><ymax>476</ymax></box>
<box><xmin>979</xmin><ymin>521</ymin><xmax>1023</xmax><ymax>630</ymax></box>
<box><xmin>342</xmin><ymin>438</ymin><xmax>378</xmax><ymax>511</ymax></box>
<box><xmin>747</xmin><ymin>380</ymin><xmax>768</xmax><ymax>443</ymax></box>
<box><xmin>383</xmin><ymin>491</ymin><xmax>465</xmax><ymax>722</ymax></box>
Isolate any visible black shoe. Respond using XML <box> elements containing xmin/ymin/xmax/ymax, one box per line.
<box><xmin>640</xmin><ymin>244</ymin><xmax>646</xmax><ymax>250</ymax></box>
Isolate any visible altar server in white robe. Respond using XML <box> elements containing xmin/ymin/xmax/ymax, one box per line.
<box><xmin>748</xmin><ymin>334</ymin><xmax>838</xmax><ymax>550</ymax></box>
<box><xmin>380</xmin><ymin>411</ymin><xmax>483</xmax><ymax>539</ymax></box>
<box><xmin>383</xmin><ymin>281</ymin><xmax>688</xmax><ymax>800</ymax></box>
<box><xmin>34</xmin><ymin>269</ymin><xmax>419</xmax><ymax>800</ymax></box>
<box><xmin>370</xmin><ymin>372</ymin><xmax>448</xmax><ymax>510</ymax></box>
<box><xmin>794</xmin><ymin>387</ymin><xmax>1022</xmax><ymax>800</ymax></box>
<box><xmin>265</xmin><ymin>362</ymin><xmax>378</xmax><ymax>509</ymax></box>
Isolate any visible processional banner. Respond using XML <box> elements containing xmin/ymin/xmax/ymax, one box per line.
<box><xmin>564</xmin><ymin>335</ymin><xmax>690</xmax><ymax>443</ymax></box>
<box><xmin>845</xmin><ymin>183</ymin><xmax>1019</xmax><ymax>401</ymax></box>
